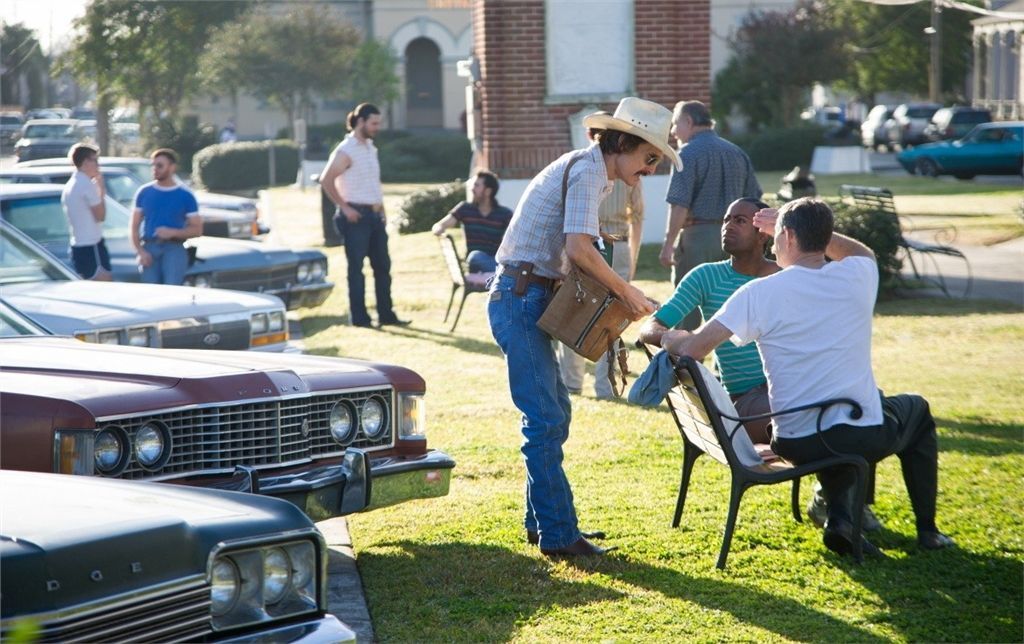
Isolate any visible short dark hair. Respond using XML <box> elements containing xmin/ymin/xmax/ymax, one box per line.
<box><xmin>737</xmin><ymin>197</ymin><xmax>771</xmax><ymax>211</ymax></box>
<box><xmin>778</xmin><ymin>198</ymin><xmax>833</xmax><ymax>252</ymax></box>
<box><xmin>476</xmin><ymin>170</ymin><xmax>499</xmax><ymax>205</ymax></box>
<box><xmin>347</xmin><ymin>103</ymin><xmax>380</xmax><ymax>131</ymax></box>
<box><xmin>151</xmin><ymin>148</ymin><xmax>178</xmax><ymax>165</ymax></box>
<box><xmin>594</xmin><ymin>129</ymin><xmax>646</xmax><ymax>156</ymax></box>
<box><xmin>70</xmin><ymin>143</ymin><xmax>99</xmax><ymax>168</ymax></box>
<box><xmin>674</xmin><ymin>100</ymin><xmax>714</xmax><ymax>128</ymax></box>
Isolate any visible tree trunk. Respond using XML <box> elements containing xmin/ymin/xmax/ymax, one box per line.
<box><xmin>96</xmin><ymin>92</ymin><xmax>113</xmax><ymax>155</ymax></box>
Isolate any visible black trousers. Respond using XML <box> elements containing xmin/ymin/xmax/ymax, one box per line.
<box><xmin>772</xmin><ymin>394</ymin><xmax>939</xmax><ymax>534</ymax></box>
<box><xmin>335</xmin><ymin>205</ymin><xmax>397</xmax><ymax>326</ymax></box>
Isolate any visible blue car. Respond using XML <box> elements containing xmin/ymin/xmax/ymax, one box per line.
<box><xmin>897</xmin><ymin>121</ymin><xmax>1024</xmax><ymax>179</ymax></box>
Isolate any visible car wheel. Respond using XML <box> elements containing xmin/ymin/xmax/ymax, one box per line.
<box><xmin>916</xmin><ymin>158</ymin><xmax>940</xmax><ymax>178</ymax></box>
<box><xmin>953</xmin><ymin>174</ymin><xmax>975</xmax><ymax>181</ymax></box>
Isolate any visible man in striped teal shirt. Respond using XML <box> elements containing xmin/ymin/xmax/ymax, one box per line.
<box><xmin>640</xmin><ymin>197</ymin><xmax>777</xmax><ymax>442</ymax></box>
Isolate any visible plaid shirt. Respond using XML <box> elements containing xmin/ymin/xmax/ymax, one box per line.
<box><xmin>496</xmin><ymin>144</ymin><xmax>611</xmax><ymax>279</ymax></box>
<box><xmin>665</xmin><ymin>130</ymin><xmax>761</xmax><ymax>221</ymax></box>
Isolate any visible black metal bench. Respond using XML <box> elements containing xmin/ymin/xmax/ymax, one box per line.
<box><xmin>839</xmin><ymin>184</ymin><xmax>972</xmax><ymax>297</ymax></box>
<box><xmin>638</xmin><ymin>341</ymin><xmax>870</xmax><ymax>569</ymax></box>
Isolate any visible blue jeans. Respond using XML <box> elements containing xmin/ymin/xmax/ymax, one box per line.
<box><xmin>335</xmin><ymin>206</ymin><xmax>397</xmax><ymax>326</ymax></box>
<box><xmin>488</xmin><ymin>272</ymin><xmax>579</xmax><ymax>550</ymax></box>
<box><xmin>467</xmin><ymin>250</ymin><xmax>497</xmax><ymax>273</ymax></box>
<box><xmin>140</xmin><ymin>240</ymin><xmax>187</xmax><ymax>285</ymax></box>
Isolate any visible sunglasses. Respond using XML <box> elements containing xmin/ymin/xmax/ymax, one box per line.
<box><xmin>644</xmin><ymin>153</ymin><xmax>662</xmax><ymax>167</ymax></box>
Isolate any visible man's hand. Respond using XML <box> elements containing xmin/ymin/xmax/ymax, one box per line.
<box><xmin>620</xmin><ymin>284</ymin><xmax>657</xmax><ymax>320</ymax></box>
<box><xmin>659</xmin><ymin>240</ymin><xmax>675</xmax><ymax>268</ymax></box>
<box><xmin>660</xmin><ymin>329</ymin><xmax>692</xmax><ymax>355</ymax></box>
<box><xmin>753</xmin><ymin>208</ymin><xmax>778</xmax><ymax>235</ymax></box>
<box><xmin>137</xmin><ymin>249</ymin><xmax>153</xmax><ymax>268</ymax></box>
<box><xmin>154</xmin><ymin>226</ymin><xmax>179</xmax><ymax>240</ymax></box>
<box><xmin>340</xmin><ymin>204</ymin><xmax>360</xmax><ymax>223</ymax></box>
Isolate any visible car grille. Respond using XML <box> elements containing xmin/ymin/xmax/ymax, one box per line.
<box><xmin>9</xmin><ymin>578</ymin><xmax>212</xmax><ymax>643</ymax></box>
<box><xmin>160</xmin><ymin>318</ymin><xmax>250</xmax><ymax>351</ymax></box>
<box><xmin>212</xmin><ymin>264</ymin><xmax>296</xmax><ymax>292</ymax></box>
<box><xmin>201</xmin><ymin>220</ymin><xmax>230</xmax><ymax>238</ymax></box>
<box><xmin>105</xmin><ymin>388</ymin><xmax>394</xmax><ymax>480</ymax></box>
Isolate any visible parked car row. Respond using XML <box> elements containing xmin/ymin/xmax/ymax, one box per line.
<box><xmin>862</xmin><ymin>103</ymin><xmax>995</xmax><ymax>150</ymax></box>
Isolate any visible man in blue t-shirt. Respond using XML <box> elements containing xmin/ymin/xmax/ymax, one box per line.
<box><xmin>130</xmin><ymin>148</ymin><xmax>202</xmax><ymax>285</ymax></box>
<box><xmin>641</xmin><ymin>197</ymin><xmax>777</xmax><ymax>441</ymax></box>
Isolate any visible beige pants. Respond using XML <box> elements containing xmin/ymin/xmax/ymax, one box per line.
<box><xmin>558</xmin><ymin>241</ymin><xmax>633</xmax><ymax>397</ymax></box>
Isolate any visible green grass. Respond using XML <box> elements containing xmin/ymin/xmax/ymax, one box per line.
<box><xmin>268</xmin><ymin>186</ymin><xmax>1024</xmax><ymax>643</ymax></box>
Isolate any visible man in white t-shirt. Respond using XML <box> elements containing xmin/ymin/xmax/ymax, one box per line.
<box><xmin>61</xmin><ymin>143</ymin><xmax>112</xmax><ymax>280</ymax></box>
<box><xmin>661</xmin><ymin>198</ymin><xmax>953</xmax><ymax>557</ymax></box>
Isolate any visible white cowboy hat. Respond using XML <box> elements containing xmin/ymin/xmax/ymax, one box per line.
<box><xmin>583</xmin><ymin>97</ymin><xmax>682</xmax><ymax>170</ymax></box>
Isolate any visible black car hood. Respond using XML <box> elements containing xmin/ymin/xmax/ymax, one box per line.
<box><xmin>0</xmin><ymin>471</ymin><xmax>313</xmax><ymax>618</ymax></box>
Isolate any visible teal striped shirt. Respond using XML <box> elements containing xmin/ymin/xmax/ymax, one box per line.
<box><xmin>654</xmin><ymin>260</ymin><xmax>766</xmax><ymax>395</ymax></box>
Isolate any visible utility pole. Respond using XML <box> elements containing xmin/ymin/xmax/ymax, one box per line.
<box><xmin>929</xmin><ymin>0</ymin><xmax>943</xmax><ymax>102</ymax></box>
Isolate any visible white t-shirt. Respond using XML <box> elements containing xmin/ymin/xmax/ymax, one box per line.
<box><xmin>61</xmin><ymin>170</ymin><xmax>104</xmax><ymax>247</ymax></box>
<box><xmin>711</xmin><ymin>256</ymin><xmax>883</xmax><ymax>439</ymax></box>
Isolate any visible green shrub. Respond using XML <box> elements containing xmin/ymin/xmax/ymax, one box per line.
<box><xmin>828</xmin><ymin>199</ymin><xmax>903</xmax><ymax>288</ymax></box>
<box><xmin>745</xmin><ymin>125</ymin><xmax>826</xmax><ymax>172</ymax></box>
<box><xmin>396</xmin><ymin>181</ymin><xmax>465</xmax><ymax>234</ymax></box>
<box><xmin>193</xmin><ymin>140</ymin><xmax>300</xmax><ymax>191</ymax></box>
<box><xmin>148</xmin><ymin>115</ymin><xmax>216</xmax><ymax>174</ymax></box>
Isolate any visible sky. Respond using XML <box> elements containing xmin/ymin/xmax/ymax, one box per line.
<box><xmin>5</xmin><ymin>0</ymin><xmax>88</xmax><ymax>54</ymax></box>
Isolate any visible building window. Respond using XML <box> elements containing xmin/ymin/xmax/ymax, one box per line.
<box><xmin>545</xmin><ymin>0</ymin><xmax>633</xmax><ymax>104</ymax></box>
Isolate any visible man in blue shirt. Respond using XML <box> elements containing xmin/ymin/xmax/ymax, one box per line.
<box><xmin>131</xmin><ymin>148</ymin><xmax>202</xmax><ymax>285</ymax></box>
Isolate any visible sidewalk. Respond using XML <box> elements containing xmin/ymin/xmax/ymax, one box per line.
<box><xmin>900</xmin><ymin>232</ymin><xmax>1023</xmax><ymax>309</ymax></box>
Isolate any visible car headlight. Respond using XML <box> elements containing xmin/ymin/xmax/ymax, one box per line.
<box><xmin>251</xmin><ymin>313</ymin><xmax>268</xmax><ymax>334</ymax></box>
<box><xmin>296</xmin><ymin>262</ymin><xmax>310</xmax><ymax>283</ymax></box>
<box><xmin>398</xmin><ymin>393</ymin><xmax>426</xmax><ymax>440</ymax></box>
<box><xmin>262</xmin><ymin>548</ymin><xmax>292</xmax><ymax>604</ymax></box>
<box><xmin>268</xmin><ymin>311</ymin><xmax>285</xmax><ymax>333</ymax></box>
<box><xmin>94</xmin><ymin>426</ymin><xmax>128</xmax><ymax>475</ymax></box>
<box><xmin>228</xmin><ymin>221</ymin><xmax>250</xmax><ymax>238</ymax></box>
<box><xmin>309</xmin><ymin>261</ymin><xmax>326</xmax><ymax>281</ymax></box>
<box><xmin>126</xmin><ymin>327</ymin><xmax>152</xmax><ymax>347</ymax></box>
<box><xmin>329</xmin><ymin>401</ymin><xmax>356</xmax><ymax>445</ymax></box>
<box><xmin>361</xmin><ymin>397</ymin><xmax>387</xmax><ymax>440</ymax></box>
<box><xmin>193</xmin><ymin>274</ymin><xmax>211</xmax><ymax>288</ymax></box>
<box><xmin>210</xmin><ymin>559</ymin><xmax>240</xmax><ymax>617</ymax></box>
<box><xmin>98</xmin><ymin>330</ymin><xmax>120</xmax><ymax>345</ymax></box>
<box><xmin>210</xmin><ymin>540</ymin><xmax>319</xmax><ymax>632</ymax></box>
<box><xmin>134</xmin><ymin>421</ymin><xmax>169</xmax><ymax>470</ymax></box>
<box><xmin>74</xmin><ymin>331</ymin><xmax>98</xmax><ymax>343</ymax></box>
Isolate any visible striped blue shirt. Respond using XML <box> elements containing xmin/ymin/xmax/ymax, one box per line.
<box><xmin>654</xmin><ymin>260</ymin><xmax>766</xmax><ymax>395</ymax></box>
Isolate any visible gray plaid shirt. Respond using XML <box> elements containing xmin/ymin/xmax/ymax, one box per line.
<box><xmin>665</xmin><ymin>130</ymin><xmax>761</xmax><ymax>220</ymax></box>
<box><xmin>496</xmin><ymin>144</ymin><xmax>612</xmax><ymax>279</ymax></box>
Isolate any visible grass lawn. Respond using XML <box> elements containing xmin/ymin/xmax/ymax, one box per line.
<box><xmin>268</xmin><ymin>185</ymin><xmax>1023</xmax><ymax>643</ymax></box>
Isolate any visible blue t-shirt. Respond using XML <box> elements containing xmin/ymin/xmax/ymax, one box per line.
<box><xmin>133</xmin><ymin>182</ymin><xmax>199</xmax><ymax>239</ymax></box>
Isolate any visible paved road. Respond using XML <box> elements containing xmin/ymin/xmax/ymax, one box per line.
<box><xmin>901</xmin><ymin>232</ymin><xmax>1024</xmax><ymax>309</ymax></box>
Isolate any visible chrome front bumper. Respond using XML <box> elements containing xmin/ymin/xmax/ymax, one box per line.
<box><xmin>267</xmin><ymin>282</ymin><xmax>334</xmax><ymax>310</ymax></box>
<box><xmin>216</xmin><ymin>614</ymin><xmax>356</xmax><ymax>643</ymax></box>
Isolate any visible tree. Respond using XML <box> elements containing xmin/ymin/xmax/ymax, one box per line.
<box><xmin>712</xmin><ymin>2</ymin><xmax>849</xmax><ymax>130</ymax></box>
<box><xmin>57</xmin><ymin>0</ymin><xmax>245</xmax><ymax>151</ymax></box>
<box><xmin>1</xmin><ymin>22</ymin><xmax>49</xmax><ymax>108</ymax></box>
<box><xmin>347</xmin><ymin>39</ymin><xmax>401</xmax><ymax>106</ymax></box>
<box><xmin>823</xmin><ymin>0</ymin><xmax>978</xmax><ymax>103</ymax></box>
<box><xmin>200</xmin><ymin>6</ymin><xmax>369</xmax><ymax>137</ymax></box>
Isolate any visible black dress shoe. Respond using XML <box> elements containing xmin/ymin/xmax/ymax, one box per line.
<box><xmin>527</xmin><ymin>529</ymin><xmax>606</xmax><ymax>545</ymax></box>
<box><xmin>918</xmin><ymin>531</ymin><xmax>955</xmax><ymax>550</ymax></box>
<box><xmin>540</xmin><ymin>537</ymin><xmax>615</xmax><ymax>557</ymax></box>
<box><xmin>823</xmin><ymin>517</ymin><xmax>883</xmax><ymax>558</ymax></box>
<box><xmin>351</xmin><ymin>320</ymin><xmax>374</xmax><ymax>328</ymax></box>
<box><xmin>378</xmin><ymin>318</ymin><xmax>411</xmax><ymax>327</ymax></box>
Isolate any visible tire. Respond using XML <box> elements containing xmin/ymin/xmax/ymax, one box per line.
<box><xmin>916</xmin><ymin>158</ymin><xmax>940</xmax><ymax>178</ymax></box>
<box><xmin>954</xmin><ymin>174</ymin><xmax>975</xmax><ymax>181</ymax></box>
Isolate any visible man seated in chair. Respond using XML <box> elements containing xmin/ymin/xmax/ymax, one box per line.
<box><xmin>639</xmin><ymin>197</ymin><xmax>777</xmax><ymax>443</ymax></box>
<box><xmin>659</xmin><ymin>198</ymin><xmax>953</xmax><ymax>557</ymax></box>
<box><xmin>432</xmin><ymin>170</ymin><xmax>512</xmax><ymax>273</ymax></box>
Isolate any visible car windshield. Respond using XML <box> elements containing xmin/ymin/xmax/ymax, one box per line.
<box><xmin>0</xmin><ymin>226</ymin><xmax>75</xmax><ymax>285</ymax></box>
<box><xmin>1</xmin><ymin>194</ymin><xmax>131</xmax><ymax>246</ymax></box>
<box><xmin>0</xmin><ymin>302</ymin><xmax>49</xmax><ymax>336</ymax></box>
<box><xmin>24</xmin><ymin>123</ymin><xmax>76</xmax><ymax>138</ymax></box>
<box><xmin>1</xmin><ymin>116</ymin><xmax>22</xmax><ymax>125</ymax></box>
<box><xmin>105</xmin><ymin>173</ymin><xmax>142</xmax><ymax>206</ymax></box>
<box><xmin>952</xmin><ymin>112</ymin><xmax>990</xmax><ymax>124</ymax></box>
<box><xmin>111</xmin><ymin>161</ymin><xmax>153</xmax><ymax>182</ymax></box>
<box><xmin>964</xmin><ymin>127</ymin><xmax>1021</xmax><ymax>143</ymax></box>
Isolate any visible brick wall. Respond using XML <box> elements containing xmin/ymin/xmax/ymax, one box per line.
<box><xmin>473</xmin><ymin>0</ymin><xmax>710</xmax><ymax>179</ymax></box>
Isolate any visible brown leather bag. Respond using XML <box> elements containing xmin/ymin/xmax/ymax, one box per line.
<box><xmin>538</xmin><ymin>267</ymin><xmax>633</xmax><ymax>362</ymax></box>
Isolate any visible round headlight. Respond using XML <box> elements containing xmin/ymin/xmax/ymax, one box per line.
<box><xmin>310</xmin><ymin>262</ymin><xmax>326</xmax><ymax>280</ymax></box>
<box><xmin>193</xmin><ymin>274</ymin><xmax>211</xmax><ymax>288</ymax></box>
<box><xmin>134</xmin><ymin>422</ymin><xmax>169</xmax><ymax>469</ymax></box>
<box><xmin>361</xmin><ymin>397</ymin><xmax>387</xmax><ymax>439</ymax></box>
<box><xmin>94</xmin><ymin>426</ymin><xmax>127</xmax><ymax>474</ymax></box>
<box><xmin>296</xmin><ymin>262</ymin><xmax>310</xmax><ymax>282</ymax></box>
<box><xmin>329</xmin><ymin>402</ymin><xmax>355</xmax><ymax>445</ymax></box>
<box><xmin>262</xmin><ymin>548</ymin><xmax>292</xmax><ymax>604</ymax></box>
<box><xmin>210</xmin><ymin>558</ymin><xmax>240</xmax><ymax>616</ymax></box>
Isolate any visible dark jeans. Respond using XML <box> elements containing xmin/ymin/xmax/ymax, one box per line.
<box><xmin>335</xmin><ymin>205</ymin><xmax>397</xmax><ymax>325</ymax></box>
<box><xmin>772</xmin><ymin>393</ymin><xmax>939</xmax><ymax>534</ymax></box>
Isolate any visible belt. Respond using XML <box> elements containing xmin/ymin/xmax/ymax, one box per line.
<box><xmin>501</xmin><ymin>263</ymin><xmax>558</xmax><ymax>291</ymax></box>
<box><xmin>141</xmin><ymin>238</ymin><xmax>183</xmax><ymax>245</ymax></box>
<box><xmin>349</xmin><ymin>202</ymin><xmax>383</xmax><ymax>213</ymax></box>
<box><xmin>682</xmin><ymin>218</ymin><xmax>722</xmax><ymax>228</ymax></box>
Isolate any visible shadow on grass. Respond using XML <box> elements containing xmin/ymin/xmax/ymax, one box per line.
<box><xmin>359</xmin><ymin>540</ymin><xmax>884</xmax><ymax>642</ymax></box>
<box><xmin>875</xmin><ymin>295</ymin><xmax>1019</xmax><ymax>316</ymax></box>
<box><xmin>936</xmin><ymin>416</ymin><xmax>1024</xmax><ymax>456</ymax></box>
<box><xmin>300</xmin><ymin>314</ymin><xmax>503</xmax><ymax>358</ymax></box>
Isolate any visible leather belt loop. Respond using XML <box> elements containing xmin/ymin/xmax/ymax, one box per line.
<box><xmin>503</xmin><ymin>262</ymin><xmax>556</xmax><ymax>295</ymax></box>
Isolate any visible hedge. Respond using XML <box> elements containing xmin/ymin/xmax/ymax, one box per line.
<box><xmin>828</xmin><ymin>199</ymin><xmax>903</xmax><ymax>289</ymax></box>
<box><xmin>738</xmin><ymin>125</ymin><xmax>826</xmax><ymax>172</ymax></box>
<box><xmin>193</xmin><ymin>141</ymin><xmax>300</xmax><ymax>191</ymax></box>
<box><xmin>396</xmin><ymin>181</ymin><xmax>465</xmax><ymax>234</ymax></box>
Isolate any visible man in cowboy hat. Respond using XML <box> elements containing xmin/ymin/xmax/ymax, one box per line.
<box><xmin>488</xmin><ymin>97</ymin><xmax>679</xmax><ymax>557</ymax></box>
<box><xmin>660</xmin><ymin>100</ymin><xmax>761</xmax><ymax>330</ymax></box>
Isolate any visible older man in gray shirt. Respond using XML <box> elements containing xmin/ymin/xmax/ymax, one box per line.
<box><xmin>659</xmin><ymin>101</ymin><xmax>761</xmax><ymax>330</ymax></box>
